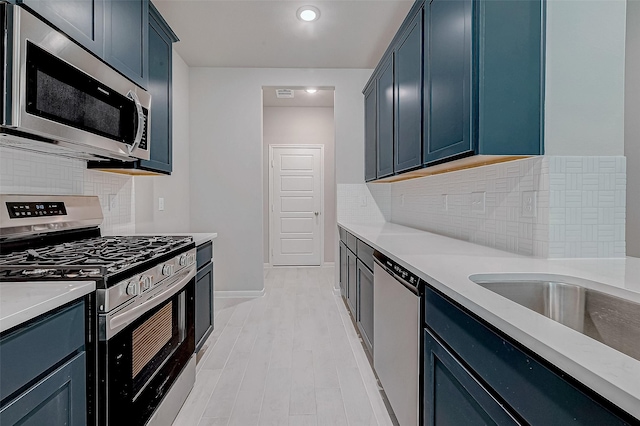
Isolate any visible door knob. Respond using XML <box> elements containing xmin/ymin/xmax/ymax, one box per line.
<box><xmin>314</xmin><ymin>212</ymin><xmax>319</xmax><ymax>216</ymax></box>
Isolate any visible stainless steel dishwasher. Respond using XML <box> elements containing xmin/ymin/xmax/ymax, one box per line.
<box><xmin>373</xmin><ymin>251</ymin><xmax>421</xmax><ymax>426</ymax></box>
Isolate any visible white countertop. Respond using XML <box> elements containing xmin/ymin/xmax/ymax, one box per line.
<box><xmin>339</xmin><ymin>221</ymin><xmax>640</xmax><ymax>419</ymax></box>
<box><xmin>0</xmin><ymin>281</ymin><xmax>95</xmax><ymax>333</ymax></box>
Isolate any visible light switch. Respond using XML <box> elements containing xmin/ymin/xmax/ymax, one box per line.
<box><xmin>471</xmin><ymin>192</ymin><xmax>485</xmax><ymax>213</ymax></box>
<box><xmin>158</xmin><ymin>197</ymin><xmax>165</xmax><ymax>211</ymax></box>
<box><xmin>108</xmin><ymin>194</ymin><xmax>118</xmax><ymax>211</ymax></box>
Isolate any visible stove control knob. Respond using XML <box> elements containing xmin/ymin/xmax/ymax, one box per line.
<box><xmin>162</xmin><ymin>264</ymin><xmax>174</xmax><ymax>276</ymax></box>
<box><xmin>179</xmin><ymin>255</ymin><xmax>188</xmax><ymax>266</ymax></box>
<box><xmin>139</xmin><ymin>275</ymin><xmax>152</xmax><ymax>291</ymax></box>
<box><xmin>126</xmin><ymin>281</ymin><xmax>138</xmax><ymax>296</ymax></box>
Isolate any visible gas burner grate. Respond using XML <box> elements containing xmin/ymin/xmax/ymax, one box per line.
<box><xmin>0</xmin><ymin>235</ymin><xmax>193</xmax><ymax>278</ymax></box>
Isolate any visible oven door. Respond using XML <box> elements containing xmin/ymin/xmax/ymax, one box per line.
<box><xmin>98</xmin><ymin>274</ymin><xmax>194</xmax><ymax>426</ymax></box>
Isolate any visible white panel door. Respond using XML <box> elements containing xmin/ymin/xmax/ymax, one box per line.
<box><xmin>271</xmin><ymin>146</ymin><xmax>322</xmax><ymax>266</ymax></box>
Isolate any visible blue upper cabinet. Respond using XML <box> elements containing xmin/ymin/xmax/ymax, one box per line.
<box><xmin>394</xmin><ymin>7</ymin><xmax>423</xmax><ymax>173</ymax></box>
<box><xmin>104</xmin><ymin>0</ymin><xmax>149</xmax><ymax>88</ymax></box>
<box><xmin>363</xmin><ymin>0</ymin><xmax>544</xmax><ymax>180</ymax></box>
<box><xmin>423</xmin><ymin>0</ymin><xmax>473</xmax><ymax>165</ymax></box>
<box><xmin>20</xmin><ymin>0</ymin><xmax>105</xmax><ymax>57</ymax></box>
<box><xmin>138</xmin><ymin>2</ymin><xmax>178</xmax><ymax>174</ymax></box>
<box><xmin>19</xmin><ymin>0</ymin><xmax>150</xmax><ymax>89</ymax></box>
<box><xmin>377</xmin><ymin>54</ymin><xmax>394</xmax><ymax>178</ymax></box>
<box><xmin>364</xmin><ymin>81</ymin><xmax>377</xmax><ymax>182</ymax></box>
<box><xmin>478</xmin><ymin>0</ymin><xmax>543</xmax><ymax>156</ymax></box>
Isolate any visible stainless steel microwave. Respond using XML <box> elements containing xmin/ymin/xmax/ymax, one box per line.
<box><xmin>0</xmin><ymin>3</ymin><xmax>151</xmax><ymax>162</ymax></box>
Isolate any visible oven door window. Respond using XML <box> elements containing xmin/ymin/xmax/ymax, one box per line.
<box><xmin>25</xmin><ymin>42</ymin><xmax>136</xmax><ymax>145</ymax></box>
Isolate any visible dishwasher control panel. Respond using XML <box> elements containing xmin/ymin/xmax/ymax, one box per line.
<box><xmin>374</xmin><ymin>251</ymin><xmax>422</xmax><ymax>290</ymax></box>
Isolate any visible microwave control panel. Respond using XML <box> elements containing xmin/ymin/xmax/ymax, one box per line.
<box><xmin>6</xmin><ymin>202</ymin><xmax>67</xmax><ymax>218</ymax></box>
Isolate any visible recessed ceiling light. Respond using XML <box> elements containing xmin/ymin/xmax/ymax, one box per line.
<box><xmin>305</xmin><ymin>88</ymin><xmax>318</xmax><ymax>94</ymax></box>
<box><xmin>297</xmin><ymin>6</ymin><xmax>320</xmax><ymax>22</ymax></box>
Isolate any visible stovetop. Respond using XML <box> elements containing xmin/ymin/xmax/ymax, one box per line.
<box><xmin>0</xmin><ymin>235</ymin><xmax>193</xmax><ymax>280</ymax></box>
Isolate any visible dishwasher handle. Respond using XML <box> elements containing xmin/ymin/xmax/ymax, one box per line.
<box><xmin>373</xmin><ymin>251</ymin><xmax>421</xmax><ymax>296</ymax></box>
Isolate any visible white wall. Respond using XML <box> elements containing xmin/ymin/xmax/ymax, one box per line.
<box><xmin>545</xmin><ymin>0</ymin><xmax>627</xmax><ymax>156</ymax></box>
<box><xmin>189</xmin><ymin>68</ymin><xmax>371</xmax><ymax>293</ymax></box>
<box><xmin>262</xmin><ymin>106</ymin><xmax>336</xmax><ymax>265</ymax></box>
<box><xmin>626</xmin><ymin>0</ymin><xmax>640</xmax><ymax>258</ymax></box>
<box><xmin>135</xmin><ymin>50</ymin><xmax>191</xmax><ymax>233</ymax></box>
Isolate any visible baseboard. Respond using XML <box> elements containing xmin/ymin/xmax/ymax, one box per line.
<box><xmin>333</xmin><ymin>288</ymin><xmax>341</xmax><ymax>296</ymax></box>
<box><xmin>214</xmin><ymin>289</ymin><xmax>266</xmax><ymax>299</ymax></box>
<box><xmin>323</xmin><ymin>262</ymin><xmax>335</xmax><ymax>268</ymax></box>
<box><xmin>263</xmin><ymin>263</ymin><xmax>272</xmax><ymax>269</ymax></box>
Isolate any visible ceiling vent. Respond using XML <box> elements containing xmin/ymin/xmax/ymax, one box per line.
<box><xmin>275</xmin><ymin>89</ymin><xmax>294</xmax><ymax>99</ymax></box>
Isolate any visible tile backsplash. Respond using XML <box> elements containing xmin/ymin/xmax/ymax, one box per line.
<box><xmin>338</xmin><ymin>156</ymin><xmax>626</xmax><ymax>258</ymax></box>
<box><xmin>0</xmin><ymin>147</ymin><xmax>135</xmax><ymax>235</ymax></box>
<box><xmin>337</xmin><ymin>183</ymin><xmax>389</xmax><ymax>223</ymax></box>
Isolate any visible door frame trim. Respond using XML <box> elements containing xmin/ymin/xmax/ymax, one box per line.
<box><xmin>268</xmin><ymin>144</ymin><xmax>325</xmax><ymax>267</ymax></box>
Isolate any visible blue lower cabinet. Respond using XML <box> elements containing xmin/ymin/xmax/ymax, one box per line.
<box><xmin>424</xmin><ymin>286</ymin><xmax>635</xmax><ymax>425</ymax></box>
<box><xmin>195</xmin><ymin>260</ymin><xmax>214</xmax><ymax>351</ymax></box>
<box><xmin>0</xmin><ymin>353</ymin><xmax>87</xmax><ymax>426</ymax></box>
<box><xmin>424</xmin><ymin>329</ymin><xmax>519</xmax><ymax>426</ymax></box>
<box><xmin>0</xmin><ymin>300</ymin><xmax>87</xmax><ymax>426</ymax></box>
<box><xmin>346</xmin><ymin>248</ymin><xmax>357</xmax><ymax>317</ymax></box>
<box><xmin>356</xmin><ymin>260</ymin><xmax>374</xmax><ymax>357</ymax></box>
<box><xmin>339</xmin><ymin>241</ymin><xmax>347</xmax><ymax>298</ymax></box>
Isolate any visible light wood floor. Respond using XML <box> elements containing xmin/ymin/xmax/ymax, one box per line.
<box><xmin>172</xmin><ymin>267</ymin><xmax>393</xmax><ymax>426</ymax></box>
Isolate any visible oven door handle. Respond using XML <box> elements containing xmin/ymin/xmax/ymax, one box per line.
<box><xmin>107</xmin><ymin>267</ymin><xmax>195</xmax><ymax>338</ymax></box>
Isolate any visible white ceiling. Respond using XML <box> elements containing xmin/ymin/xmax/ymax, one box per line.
<box><xmin>153</xmin><ymin>0</ymin><xmax>414</xmax><ymax>69</ymax></box>
<box><xmin>263</xmin><ymin>87</ymin><xmax>334</xmax><ymax>107</ymax></box>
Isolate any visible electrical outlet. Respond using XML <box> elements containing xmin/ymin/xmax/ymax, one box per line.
<box><xmin>108</xmin><ymin>194</ymin><xmax>118</xmax><ymax>211</ymax></box>
<box><xmin>400</xmin><ymin>194</ymin><xmax>405</xmax><ymax>206</ymax></box>
<box><xmin>360</xmin><ymin>196</ymin><xmax>367</xmax><ymax>207</ymax></box>
<box><xmin>158</xmin><ymin>197</ymin><xmax>165</xmax><ymax>211</ymax></box>
<box><xmin>522</xmin><ymin>191</ymin><xmax>537</xmax><ymax>218</ymax></box>
<box><xmin>471</xmin><ymin>192</ymin><xmax>485</xmax><ymax>213</ymax></box>
<box><xmin>442</xmin><ymin>194</ymin><xmax>448</xmax><ymax>211</ymax></box>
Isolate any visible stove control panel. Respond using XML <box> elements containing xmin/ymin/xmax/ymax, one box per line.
<box><xmin>6</xmin><ymin>201</ymin><xmax>67</xmax><ymax>218</ymax></box>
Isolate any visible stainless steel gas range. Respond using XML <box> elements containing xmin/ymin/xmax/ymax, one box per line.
<box><xmin>0</xmin><ymin>194</ymin><xmax>197</xmax><ymax>426</ymax></box>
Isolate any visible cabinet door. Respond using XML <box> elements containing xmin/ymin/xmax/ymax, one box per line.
<box><xmin>364</xmin><ymin>81</ymin><xmax>377</xmax><ymax>182</ymax></box>
<box><xmin>138</xmin><ymin>4</ymin><xmax>177</xmax><ymax>174</ymax></box>
<box><xmin>423</xmin><ymin>0</ymin><xmax>473</xmax><ymax>165</ymax></box>
<box><xmin>195</xmin><ymin>261</ymin><xmax>214</xmax><ymax>352</ymax></box>
<box><xmin>356</xmin><ymin>261</ymin><xmax>374</xmax><ymax>355</ymax></box>
<box><xmin>20</xmin><ymin>0</ymin><xmax>104</xmax><ymax>56</ymax></box>
<box><xmin>104</xmin><ymin>0</ymin><xmax>148</xmax><ymax>88</ymax></box>
<box><xmin>346</xmin><ymin>249</ymin><xmax>357</xmax><ymax>317</ymax></box>
<box><xmin>424</xmin><ymin>328</ymin><xmax>519</xmax><ymax>426</ymax></box>
<box><xmin>339</xmin><ymin>242</ymin><xmax>347</xmax><ymax>299</ymax></box>
<box><xmin>0</xmin><ymin>352</ymin><xmax>87</xmax><ymax>426</ymax></box>
<box><xmin>376</xmin><ymin>54</ymin><xmax>394</xmax><ymax>178</ymax></box>
<box><xmin>425</xmin><ymin>287</ymin><xmax>633</xmax><ymax>425</ymax></box>
<box><xmin>394</xmin><ymin>8</ymin><xmax>423</xmax><ymax>173</ymax></box>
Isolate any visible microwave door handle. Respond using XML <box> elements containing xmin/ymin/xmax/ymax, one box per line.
<box><xmin>127</xmin><ymin>90</ymin><xmax>145</xmax><ymax>155</ymax></box>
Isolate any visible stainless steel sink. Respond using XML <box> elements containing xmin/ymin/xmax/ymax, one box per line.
<box><xmin>470</xmin><ymin>278</ymin><xmax>640</xmax><ymax>362</ymax></box>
